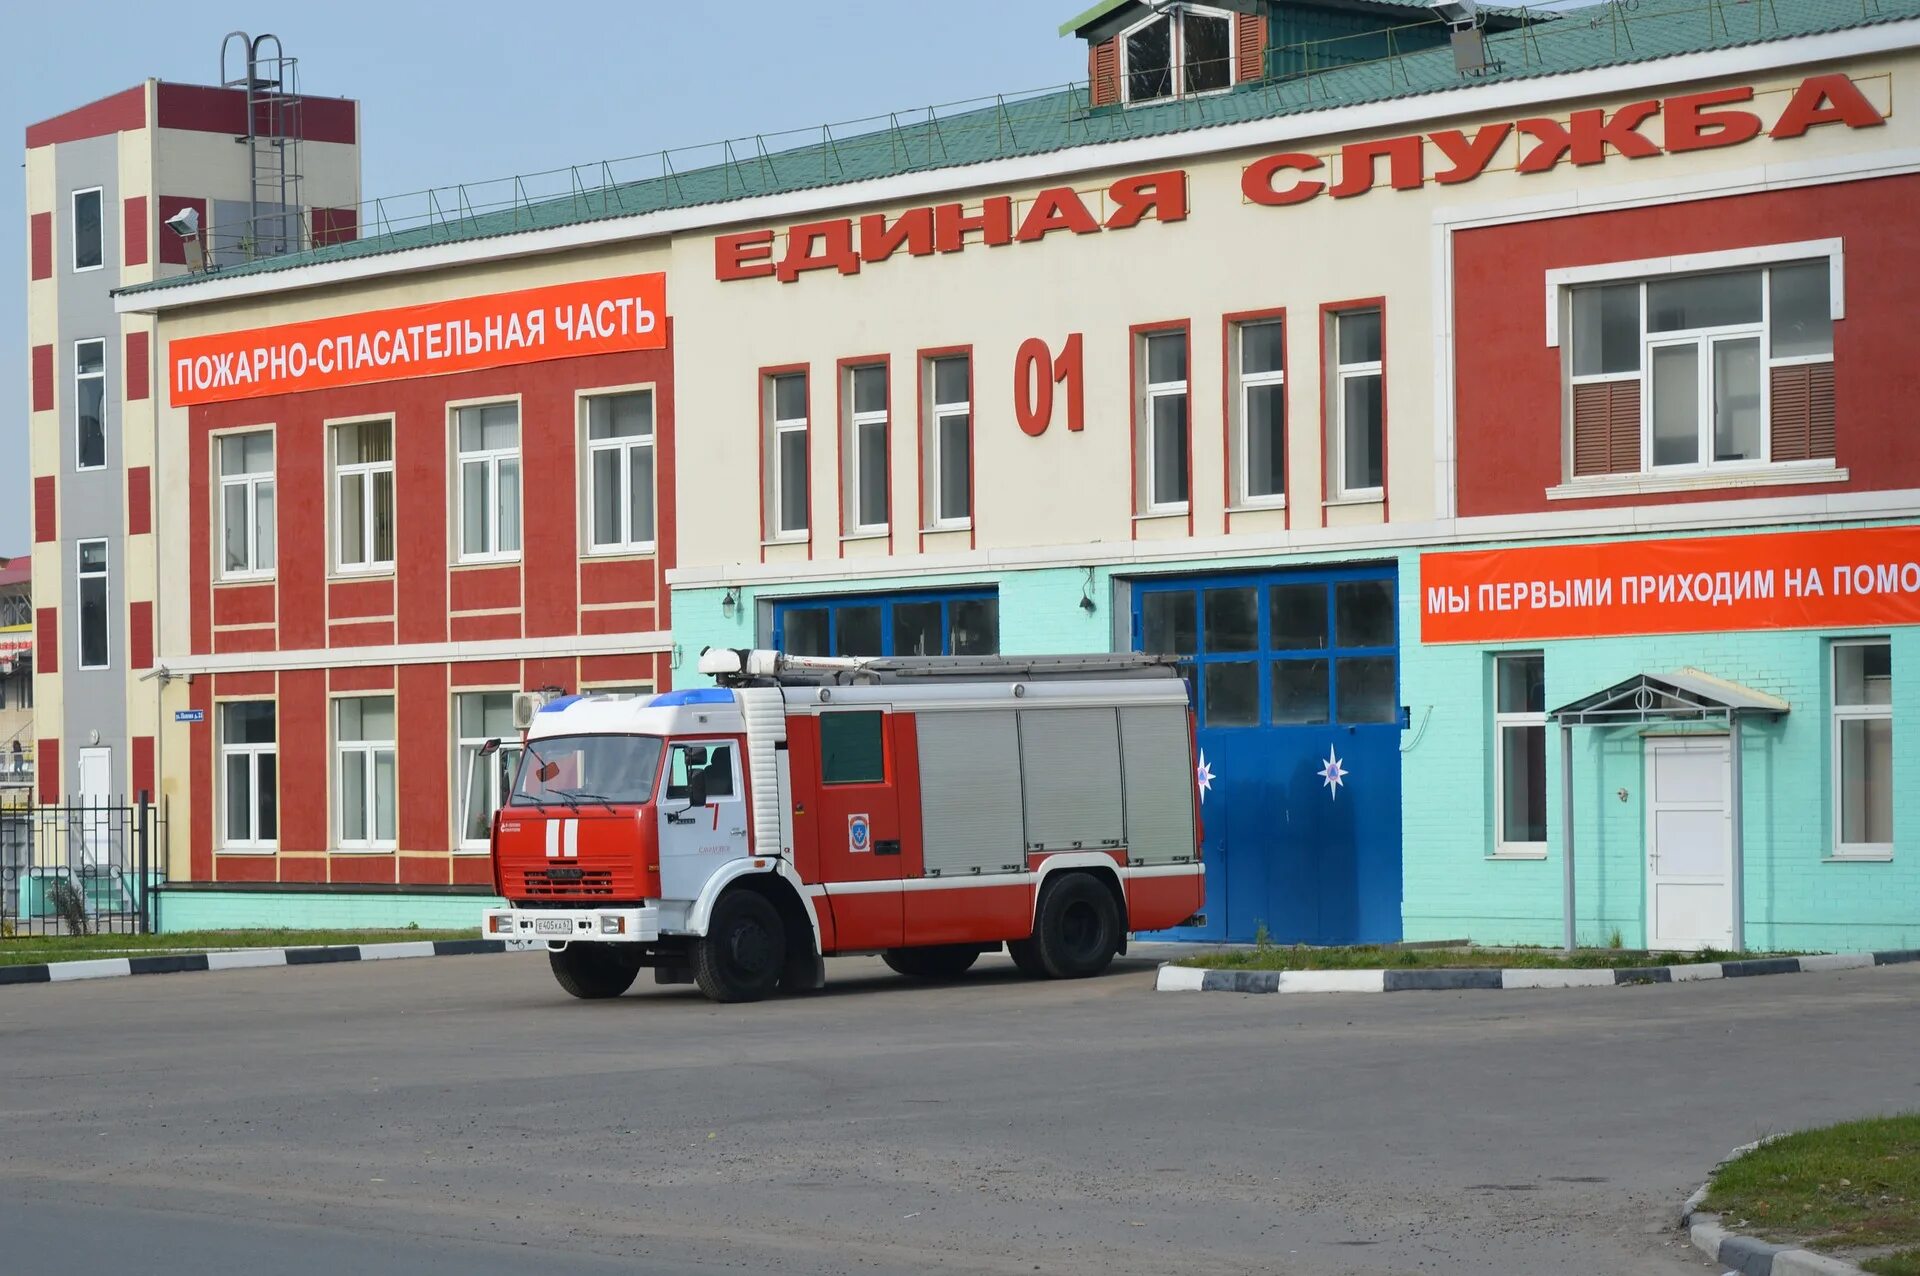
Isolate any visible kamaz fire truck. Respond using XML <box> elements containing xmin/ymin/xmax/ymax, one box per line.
<box><xmin>484</xmin><ymin>650</ymin><xmax>1204</xmax><ymax>1003</ymax></box>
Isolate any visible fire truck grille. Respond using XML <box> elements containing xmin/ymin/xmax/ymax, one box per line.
<box><xmin>517</xmin><ymin>868</ymin><xmax>618</xmax><ymax>898</ymax></box>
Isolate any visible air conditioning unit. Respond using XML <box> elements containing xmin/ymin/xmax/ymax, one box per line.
<box><xmin>511</xmin><ymin>691</ymin><xmax>551</xmax><ymax>732</ymax></box>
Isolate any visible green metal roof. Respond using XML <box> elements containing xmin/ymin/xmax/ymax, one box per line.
<box><xmin>120</xmin><ymin>0</ymin><xmax>1920</xmax><ymax>300</ymax></box>
<box><xmin>1059</xmin><ymin>0</ymin><xmax>1136</xmax><ymax>38</ymax></box>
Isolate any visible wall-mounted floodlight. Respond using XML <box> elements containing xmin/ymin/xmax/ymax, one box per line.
<box><xmin>164</xmin><ymin>205</ymin><xmax>211</xmax><ymax>271</ymax></box>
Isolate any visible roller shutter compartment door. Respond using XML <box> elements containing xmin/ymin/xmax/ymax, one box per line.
<box><xmin>916</xmin><ymin>710</ymin><xmax>1026</xmax><ymax>877</ymax></box>
<box><xmin>1120</xmin><ymin>705</ymin><xmax>1195</xmax><ymax>866</ymax></box>
<box><xmin>1019</xmin><ymin>707</ymin><xmax>1124</xmax><ymax>852</ymax></box>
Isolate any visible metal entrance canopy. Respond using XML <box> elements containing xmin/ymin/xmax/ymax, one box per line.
<box><xmin>1546</xmin><ymin>669</ymin><xmax>1789</xmax><ymax>953</ymax></box>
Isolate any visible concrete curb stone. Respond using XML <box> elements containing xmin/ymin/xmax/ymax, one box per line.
<box><xmin>0</xmin><ymin>937</ymin><xmax>511</xmax><ymax>988</ymax></box>
<box><xmin>1154</xmin><ymin>948</ymin><xmax>1920</xmax><ymax>995</ymax></box>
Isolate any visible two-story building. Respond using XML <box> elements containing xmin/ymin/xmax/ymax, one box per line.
<box><xmin>110</xmin><ymin>0</ymin><xmax>1920</xmax><ymax>949</ymax></box>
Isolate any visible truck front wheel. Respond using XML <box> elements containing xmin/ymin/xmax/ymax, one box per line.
<box><xmin>694</xmin><ymin>890</ymin><xmax>787</xmax><ymax>1004</ymax></box>
<box><xmin>548</xmin><ymin>942</ymin><xmax>643</xmax><ymax>1000</ymax></box>
<box><xmin>881</xmin><ymin>945</ymin><xmax>981</xmax><ymax>980</ymax></box>
<box><xmin>1032</xmin><ymin>873</ymin><xmax>1123</xmax><ymax>979</ymax></box>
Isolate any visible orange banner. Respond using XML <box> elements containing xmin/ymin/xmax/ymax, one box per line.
<box><xmin>1421</xmin><ymin>526</ymin><xmax>1920</xmax><ymax>644</ymax></box>
<box><xmin>168</xmin><ymin>272</ymin><xmax>667</xmax><ymax>406</ymax></box>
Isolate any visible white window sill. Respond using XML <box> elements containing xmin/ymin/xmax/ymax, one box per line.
<box><xmin>1133</xmin><ymin>506</ymin><xmax>1189</xmax><ymax>522</ymax></box>
<box><xmin>1227</xmin><ymin>499</ymin><xmax>1287</xmax><ymax>514</ymax></box>
<box><xmin>761</xmin><ymin>535</ymin><xmax>810</xmax><ymax>548</ymax></box>
<box><xmin>453</xmin><ymin>558</ymin><xmax>521</xmax><ymax>570</ymax></box>
<box><xmin>1324</xmin><ymin>493</ymin><xmax>1384</xmax><ymax>508</ymax></box>
<box><xmin>1487</xmin><ymin>848</ymin><xmax>1549</xmax><ymax>861</ymax></box>
<box><xmin>1825</xmin><ymin>849</ymin><xmax>1893</xmax><ymax>864</ymax></box>
<box><xmin>840</xmin><ymin>530</ymin><xmax>889</xmax><ymax>543</ymax></box>
<box><xmin>73</xmin><ymin>263</ymin><xmax>106</xmax><ymax>275</ymax></box>
<box><xmin>583</xmin><ymin>544</ymin><xmax>657</xmax><ymax>560</ymax></box>
<box><xmin>332</xmin><ymin>846</ymin><xmax>397</xmax><ymax>855</ymax></box>
<box><xmin>454</xmin><ymin>846</ymin><xmax>491</xmax><ymax>857</ymax></box>
<box><xmin>332</xmin><ymin>566</ymin><xmax>396</xmax><ymax>581</ymax></box>
<box><xmin>217</xmin><ymin>574</ymin><xmax>276</xmax><ymax>587</ymax></box>
<box><xmin>216</xmin><ymin>845</ymin><xmax>278</xmax><ymax>856</ymax></box>
<box><xmin>78</xmin><ymin>663</ymin><xmax>112</xmax><ymax>673</ymax></box>
<box><xmin>921</xmin><ymin>521</ymin><xmax>973</xmax><ymax>534</ymax></box>
<box><xmin>75</xmin><ymin>464</ymin><xmax>108</xmax><ymax>474</ymax></box>
<box><xmin>1548</xmin><ymin>461</ymin><xmax>1848</xmax><ymax>501</ymax></box>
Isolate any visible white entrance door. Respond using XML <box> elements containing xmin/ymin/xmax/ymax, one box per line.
<box><xmin>76</xmin><ymin>746</ymin><xmax>115</xmax><ymax>867</ymax></box>
<box><xmin>1644</xmin><ymin>736</ymin><xmax>1732</xmax><ymax>951</ymax></box>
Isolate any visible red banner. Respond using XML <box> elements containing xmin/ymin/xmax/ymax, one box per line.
<box><xmin>1421</xmin><ymin>526</ymin><xmax>1920</xmax><ymax>644</ymax></box>
<box><xmin>168</xmin><ymin>272</ymin><xmax>667</xmax><ymax>406</ymax></box>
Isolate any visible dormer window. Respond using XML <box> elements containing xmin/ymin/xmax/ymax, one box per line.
<box><xmin>1124</xmin><ymin>4</ymin><xmax>1233</xmax><ymax>103</ymax></box>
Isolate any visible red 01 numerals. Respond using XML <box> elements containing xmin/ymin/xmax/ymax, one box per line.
<box><xmin>1013</xmin><ymin>334</ymin><xmax>1084</xmax><ymax>437</ymax></box>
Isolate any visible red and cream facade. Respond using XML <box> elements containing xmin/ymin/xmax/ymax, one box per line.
<box><xmin>110</xmin><ymin>3</ymin><xmax>1920</xmax><ymax>943</ymax></box>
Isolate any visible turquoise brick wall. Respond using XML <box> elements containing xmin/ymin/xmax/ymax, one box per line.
<box><xmin>158</xmin><ymin>891</ymin><xmax>503</xmax><ymax>934</ymax></box>
<box><xmin>675</xmin><ymin>526</ymin><xmax>1920</xmax><ymax>954</ymax></box>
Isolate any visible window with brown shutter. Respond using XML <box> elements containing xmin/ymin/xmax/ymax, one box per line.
<box><xmin>1090</xmin><ymin>38</ymin><xmax>1120</xmax><ymax>108</ymax></box>
<box><xmin>1570</xmin><ymin>380</ymin><xmax>1641</xmax><ymax>477</ymax></box>
<box><xmin>1768</xmin><ymin>362</ymin><xmax>1836</xmax><ymax>462</ymax></box>
<box><xmin>1234</xmin><ymin>11</ymin><xmax>1267</xmax><ymax>82</ymax></box>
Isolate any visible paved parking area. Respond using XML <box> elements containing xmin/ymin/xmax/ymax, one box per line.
<box><xmin>3</xmin><ymin>950</ymin><xmax>1917</xmax><ymax>1274</ymax></box>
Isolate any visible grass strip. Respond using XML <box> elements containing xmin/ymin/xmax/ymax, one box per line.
<box><xmin>1177</xmin><ymin>943</ymin><xmax>1785</xmax><ymax>972</ymax></box>
<box><xmin>1700</xmin><ymin>1113</ymin><xmax>1920</xmax><ymax>1275</ymax></box>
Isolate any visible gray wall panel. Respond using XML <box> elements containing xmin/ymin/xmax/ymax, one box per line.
<box><xmin>1019</xmin><ymin>707</ymin><xmax>1123</xmax><ymax>850</ymax></box>
<box><xmin>916</xmin><ymin>711</ymin><xmax>1025</xmax><ymax>876</ymax></box>
<box><xmin>1120</xmin><ymin>705</ymin><xmax>1195</xmax><ymax>865</ymax></box>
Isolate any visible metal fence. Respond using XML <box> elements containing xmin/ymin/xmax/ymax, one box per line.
<box><xmin>0</xmin><ymin>795</ymin><xmax>166</xmax><ymax>937</ymax></box>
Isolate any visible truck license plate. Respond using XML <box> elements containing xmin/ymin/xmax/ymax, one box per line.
<box><xmin>534</xmin><ymin>918</ymin><xmax>573</xmax><ymax>936</ymax></box>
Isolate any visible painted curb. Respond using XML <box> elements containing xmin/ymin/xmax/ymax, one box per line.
<box><xmin>0</xmin><ymin>937</ymin><xmax>511</xmax><ymax>988</ymax></box>
<box><xmin>1679</xmin><ymin>1139</ymin><xmax>1868</xmax><ymax>1276</ymax></box>
<box><xmin>1153</xmin><ymin>947</ymin><xmax>1920</xmax><ymax>994</ymax></box>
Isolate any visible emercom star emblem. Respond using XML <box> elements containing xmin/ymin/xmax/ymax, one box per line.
<box><xmin>1196</xmin><ymin>752</ymin><xmax>1214</xmax><ymax>803</ymax></box>
<box><xmin>1318</xmin><ymin>748</ymin><xmax>1349</xmax><ymax>799</ymax></box>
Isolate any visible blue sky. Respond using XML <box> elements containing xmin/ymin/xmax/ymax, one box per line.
<box><xmin>0</xmin><ymin>0</ymin><xmax>1090</xmax><ymax>555</ymax></box>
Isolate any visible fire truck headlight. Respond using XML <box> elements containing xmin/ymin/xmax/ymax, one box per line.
<box><xmin>599</xmin><ymin>915</ymin><xmax>626</xmax><ymax>935</ymax></box>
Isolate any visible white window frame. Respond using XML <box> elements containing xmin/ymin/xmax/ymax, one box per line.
<box><xmin>71</xmin><ymin>186</ymin><xmax>104</xmax><ymax>273</ymax></box>
<box><xmin>1332</xmin><ymin>311</ymin><xmax>1383</xmax><ymax>501</ymax></box>
<box><xmin>1232</xmin><ymin>319</ymin><xmax>1286</xmax><ymax>508</ymax></box>
<box><xmin>76</xmin><ymin>538</ymin><xmax>109</xmax><ymax>672</ymax></box>
<box><xmin>1549</xmin><ymin>240</ymin><xmax>1845</xmax><ymax>492</ymax></box>
<box><xmin>455</xmin><ymin>691</ymin><xmax>522</xmax><ymax>854</ymax></box>
<box><xmin>1119</xmin><ymin>2</ymin><xmax>1236</xmax><ymax>107</ymax></box>
<box><xmin>455</xmin><ymin>403</ymin><xmax>522</xmax><ymax>564</ymax></box>
<box><xmin>770</xmin><ymin>373</ymin><xmax>810</xmax><ymax>541</ymax></box>
<box><xmin>74</xmin><ymin>338</ymin><xmax>106</xmax><ymax>472</ymax></box>
<box><xmin>219</xmin><ymin>701</ymin><xmax>277</xmax><ymax>853</ymax></box>
<box><xmin>1831</xmin><ymin>639</ymin><xmax>1893</xmax><ymax>862</ymax></box>
<box><xmin>218</xmin><ymin>430</ymin><xmax>276</xmax><ymax>581</ymax></box>
<box><xmin>847</xmin><ymin>364</ymin><xmax>890</xmax><ymax>536</ymax></box>
<box><xmin>581</xmin><ymin>388</ymin><xmax>658</xmax><ymax>556</ymax></box>
<box><xmin>335</xmin><ymin>696</ymin><xmax>398</xmax><ymax>852</ymax></box>
<box><xmin>1491</xmin><ymin>652</ymin><xmax>1548</xmax><ymax>860</ymax></box>
<box><xmin>928</xmin><ymin>355</ymin><xmax>972</xmax><ymax>530</ymax></box>
<box><xmin>1141</xmin><ymin>329</ymin><xmax>1190</xmax><ymax>514</ymax></box>
<box><xmin>332</xmin><ymin>419</ymin><xmax>395</xmax><ymax>575</ymax></box>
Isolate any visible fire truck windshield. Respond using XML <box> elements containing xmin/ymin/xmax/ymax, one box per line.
<box><xmin>509</xmin><ymin>734</ymin><xmax>666</xmax><ymax>807</ymax></box>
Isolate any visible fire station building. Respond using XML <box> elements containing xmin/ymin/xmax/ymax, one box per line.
<box><xmin>104</xmin><ymin>0</ymin><xmax>1920</xmax><ymax>950</ymax></box>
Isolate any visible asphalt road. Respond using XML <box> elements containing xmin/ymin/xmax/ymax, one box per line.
<box><xmin>2</xmin><ymin>951</ymin><xmax>1916</xmax><ymax>1275</ymax></box>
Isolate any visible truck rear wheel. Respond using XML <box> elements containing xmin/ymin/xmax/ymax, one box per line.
<box><xmin>881</xmin><ymin>945</ymin><xmax>981</xmax><ymax>980</ymax></box>
<box><xmin>1033</xmin><ymin>873</ymin><xmax>1122</xmax><ymax>979</ymax></box>
<box><xmin>548</xmin><ymin>942</ymin><xmax>643</xmax><ymax>1000</ymax></box>
<box><xmin>1006</xmin><ymin>938</ymin><xmax>1049</xmax><ymax>979</ymax></box>
<box><xmin>694</xmin><ymin>890</ymin><xmax>786</xmax><ymax>1004</ymax></box>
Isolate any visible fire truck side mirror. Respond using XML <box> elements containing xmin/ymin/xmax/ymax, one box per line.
<box><xmin>688</xmin><ymin>768</ymin><xmax>711</xmax><ymax>808</ymax></box>
<box><xmin>478</xmin><ymin>738</ymin><xmax>501</xmax><ymax>757</ymax></box>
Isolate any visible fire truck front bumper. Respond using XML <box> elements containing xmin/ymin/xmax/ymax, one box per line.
<box><xmin>484</xmin><ymin>905</ymin><xmax>660</xmax><ymax>944</ymax></box>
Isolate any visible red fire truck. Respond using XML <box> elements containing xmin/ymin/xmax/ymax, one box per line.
<box><xmin>484</xmin><ymin>650</ymin><xmax>1204</xmax><ymax>1003</ymax></box>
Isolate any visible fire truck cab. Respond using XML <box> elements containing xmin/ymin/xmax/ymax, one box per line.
<box><xmin>484</xmin><ymin>650</ymin><xmax>1203</xmax><ymax>1003</ymax></box>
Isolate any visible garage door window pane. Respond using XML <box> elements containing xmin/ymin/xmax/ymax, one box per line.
<box><xmin>1143</xmin><ymin>593</ymin><xmax>1196</xmax><ymax>656</ymax></box>
<box><xmin>1204</xmin><ymin>588</ymin><xmax>1258</xmax><ymax>653</ymax></box>
<box><xmin>1270</xmin><ymin>584</ymin><xmax>1327</xmax><ymax>651</ymax></box>
<box><xmin>1203</xmin><ymin>662</ymin><xmax>1259</xmax><ymax>728</ymax></box>
<box><xmin>895</xmin><ymin>602</ymin><xmax>942</xmax><ymax>657</ymax></box>
<box><xmin>949</xmin><ymin>599</ymin><xmax>998</xmax><ymax>655</ymax></box>
<box><xmin>1335</xmin><ymin>580</ymin><xmax>1395</xmax><ymax>648</ymax></box>
<box><xmin>1337</xmin><ymin>656</ymin><xmax>1397</xmax><ymax>724</ymax></box>
<box><xmin>835</xmin><ymin>606</ymin><xmax>883</xmax><ymax>657</ymax></box>
<box><xmin>1271</xmin><ymin>660</ymin><xmax>1329</xmax><ymax>725</ymax></box>
<box><xmin>784</xmin><ymin>609</ymin><xmax>829</xmax><ymax>657</ymax></box>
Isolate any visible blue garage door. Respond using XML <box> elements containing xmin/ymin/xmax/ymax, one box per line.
<box><xmin>1132</xmin><ymin>566</ymin><xmax>1402</xmax><ymax>945</ymax></box>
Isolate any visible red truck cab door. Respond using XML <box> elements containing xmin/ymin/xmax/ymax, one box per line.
<box><xmin>796</xmin><ymin>708</ymin><xmax>903</xmax><ymax>950</ymax></box>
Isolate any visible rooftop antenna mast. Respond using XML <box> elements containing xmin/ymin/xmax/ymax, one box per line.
<box><xmin>221</xmin><ymin>31</ymin><xmax>306</xmax><ymax>261</ymax></box>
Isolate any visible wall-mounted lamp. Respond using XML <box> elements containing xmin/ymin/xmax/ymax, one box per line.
<box><xmin>721</xmin><ymin>586</ymin><xmax>741</xmax><ymax>620</ymax></box>
<box><xmin>1078</xmin><ymin>567</ymin><xmax>1097</xmax><ymax>616</ymax></box>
